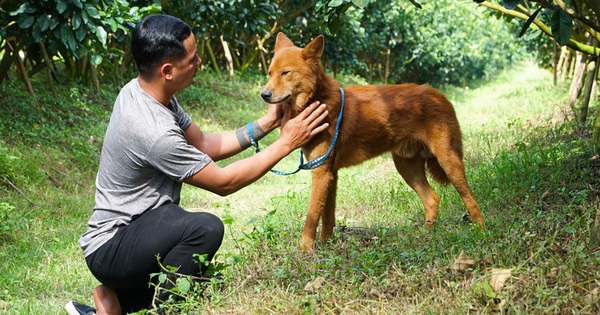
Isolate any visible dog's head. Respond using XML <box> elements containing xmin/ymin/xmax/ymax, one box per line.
<box><xmin>260</xmin><ymin>33</ymin><xmax>324</xmax><ymax>115</ymax></box>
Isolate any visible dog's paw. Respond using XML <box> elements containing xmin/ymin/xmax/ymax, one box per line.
<box><xmin>461</xmin><ymin>213</ymin><xmax>487</xmax><ymax>230</ymax></box>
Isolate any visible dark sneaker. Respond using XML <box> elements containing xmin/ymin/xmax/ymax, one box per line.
<box><xmin>65</xmin><ymin>301</ymin><xmax>96</xmax><ymax>315</ymax></box>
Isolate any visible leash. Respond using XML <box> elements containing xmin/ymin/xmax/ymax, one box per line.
<box><xmin>249</xmin><ymin>87</ymin><xmax>345</xmax><ymax>176</ymax></box>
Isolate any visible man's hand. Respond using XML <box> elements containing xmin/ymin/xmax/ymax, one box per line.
<box><xmin>264</xmin><ymin>103</ymin><xmax>285</xmax><ymax>129</ymax></box>
<box><xmin>280</xmin><ymin>101</ymin><xmax>329</xmax><ymax>151</ymax></box>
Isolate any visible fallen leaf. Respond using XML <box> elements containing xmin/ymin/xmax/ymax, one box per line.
<box><xmin>490</xmin><ymin>268</ymin><xmax>513</xmax><ymax>293</ymax></box>
<box><xmin>304</xmin><ymin>276</ymin><xmax>325</xmax><ymax>292</ymax></box>
<box><xmin>450</xmin><ymin>250</ymin><xmax>475</xmax><ymax>272</ymax></box>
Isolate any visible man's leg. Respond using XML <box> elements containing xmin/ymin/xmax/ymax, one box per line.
<box><xmin>94</xmin><ymin>285</ymin><xmax>121</xmax><ymax>315</ymax></box>
<box><xmin>86</xmin><ymin>204</ymin><xmax>224</xmax><ymax>313</ymax></box>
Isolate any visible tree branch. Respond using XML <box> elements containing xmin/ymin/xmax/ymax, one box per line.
<box><xmin>478</xmin><ymin>1</ymin><xmax>600</xmax><ymax>56</ymax></box>
<box><xmin>6</xmin><ymin>179</ymin><xmax>36</xmax><ymax>206</ymax></box>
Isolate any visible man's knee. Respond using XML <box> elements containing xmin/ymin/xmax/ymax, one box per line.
<box><xmin>182</xmin><ymin>212</ymin><xmax>224</xmax><ymax>244</ymax></box>
<box><xmin>199</xmin><ymin>212</ymin><xmax>224</xmax><ymax>240</ymax></box>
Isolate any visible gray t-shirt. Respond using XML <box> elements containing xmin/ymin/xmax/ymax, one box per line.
<box><xmin>79</xmin><ymin>79</ymin><xmax>212</xmax><ymax>257</ymax></box>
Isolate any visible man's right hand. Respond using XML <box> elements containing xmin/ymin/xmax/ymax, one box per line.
<box><xmin>280</xmin><ymin>101</ymin><xmax>329</xmax><ymax>151</ymax></box>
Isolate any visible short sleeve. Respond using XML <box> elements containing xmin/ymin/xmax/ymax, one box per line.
<box><xmin>169</xmin><ymin>97</ymin><xmax>193</xmax><ymax>130</ymax></box>
<box><xmin>146</xmin><ymin>128</ymin><xmax>212</xmax><ymax>182</ymax></box>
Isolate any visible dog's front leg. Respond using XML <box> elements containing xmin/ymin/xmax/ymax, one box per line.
<box><xmin>301</xmin><ymin>167</ymin><xmax>337</xmax><ymax>253</ymax></box>
<box><xmin>319</xmin><ymin>170</ymin><xmax>338</xmax><ymax>241</ymax></box>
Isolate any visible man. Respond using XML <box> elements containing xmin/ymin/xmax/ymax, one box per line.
<box><xmin>67</xmin><ymin>14</ymin><xmax>329</xmax><ymax>315</ymax></box>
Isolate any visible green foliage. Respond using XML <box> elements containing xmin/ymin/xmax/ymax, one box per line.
<box><xmin>0</xmin><ymin>145</ymin><xmax>18</xmax><ymax>183</ymax></box>
<box><xmin>315</xmin><ymin>0</ymin><xmax>420</xmax><ymax>33</ymax></box>
<box><xmin>1</xmin><ymin>0</ymin><xmax>537</xmax><ymax>89</ymax></box>
<box><xmin>0</xmin><ymin>202</ymin><xmax>28</xmax><ymax>242</ymax></box>
<box><xmin>162</xmin><ymin>0</ymin><xmax>281</xmax><ymax>72</ymax></box>
<box><xmin>135</xmin><ymin>254</ymin><xmax>229</xmax><ymax>315</ymax></box>
<box><xmin>296</xmin><ymin>0</ymin><xmax>529</xmax><ymax>86</ymax></box>
<box><xmin>497</xmin><ymin>1</ymin><xmax>575</xmax><ymax>47</ymax></box>
<box><xmin>502</xmin><ymin>0</ymin><xmax>522</xmax><ymax>10</ymax></box>
<box><xmin>550</xmin><ymin>7</ymin><xmax>573</xmax><ymax>46</ymax></box>
<box><xmin>0</xmin><ymin>0</ymin><xmax>160</xmax><ymax>82</ymax></box>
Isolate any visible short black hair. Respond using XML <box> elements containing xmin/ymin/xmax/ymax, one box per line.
<box><xmin>132</xmin><ymin>14</ymin><xmax>192</xmax><ymax>76</ymax></box>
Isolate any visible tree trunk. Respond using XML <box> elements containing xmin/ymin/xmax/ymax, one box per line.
<box><xmin>592</xmin><ymin>102</ymin><xmax>600</xmax><ymax>148</ymax></box>
<box><xmin>569</xmin><ymin>52</ymin><xmax>586</xmax><ymax>110</ymax></box>
<box><xmin>14</xmin><ymin>49</ymin><xmax>34</xmax><ymax>96</ymax></box>
<box><xmin>0</xmin><ymin>41</ymin><xmax>15</xmax><ymax>86</ymax></box>
<box><xmin>90</xmin><ymin>61</ymin><xmax>99</xmax><ymax>92</ymax></box>
<box><xmin>553</xmin><ymin>42</ymin><xmax>558</xmax><ymax>85</ymax></box>
<box><xmin>579</xmin><ymin>56</ymin><xmax>599</xmax><ymax>125</ymax></box>
<box><xmin>591</xmin><ymin>205</ymin><xmax>600</xmax><ymax>250</ymax></box>
<box><xmin>204</xmin><ymin>37</ymin><xmax>222</xmax><ymax>79</ymax></box>
<box><xmin>384</xmin><ymin>45</ymin><xmax>391</xmax><ymax>84</ymax></box>
<box><xmin>39</xmin><ymin>42</ymin><xmax>57</xmax><ymax>95</ymax></box>
<box><xmin>256</xmin><ymin>35</ymin><xmax>268</xmax><ymax>76</ymax></box>
<box><xmin>220</xmin><ymin>35</ymin><xmax>235</xmax><ymax>83</ymax></box>
<box><xmin>559</xmin><ymin>48</ymin><xmax>571</xmax><ymax>82</ymax></box>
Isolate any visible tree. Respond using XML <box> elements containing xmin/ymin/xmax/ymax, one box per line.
<box><xmin>0</xmin><ymin>0</ymin><xmax>160</xmax><ymax>95</ymax></box>
<box><xmin>161</xmin><ymin>0</ymin><xmax>313</xmax><ymax>79</ymax></box>
<box><xmin>311</xmin><ymin>0</ymin><xmax>525</xmax><ymax>86</ymax></box>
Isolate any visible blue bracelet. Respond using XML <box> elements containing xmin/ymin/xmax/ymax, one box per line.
<box><xmin>247</xmin><ymin>122</ymin><xmax>261</xmax><ymax>153</ymax></box>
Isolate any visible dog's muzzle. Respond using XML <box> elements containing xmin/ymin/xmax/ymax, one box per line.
<box><xmin>260</xmin><ymin>90</ymin><xmax>291</xmax><ymax>104</ymax></box>
<box><xmin>260</xmin><ymin>90</ymin><xmax>273</xmax><ymax>102</ymax></box>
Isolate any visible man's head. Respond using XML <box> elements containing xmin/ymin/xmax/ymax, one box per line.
<box><xmin>132</xmin><ymin>14</ymin><xmax>194</xmax><ymax>77</ymax></box>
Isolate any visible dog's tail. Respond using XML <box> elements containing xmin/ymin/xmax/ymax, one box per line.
<box><xmin>426</xmin><ymin>158</ymin><xmax>450</xmax><ymax>185</ymax></box>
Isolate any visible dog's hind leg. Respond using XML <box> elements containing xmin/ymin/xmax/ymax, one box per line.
<box><xmin>301</xmin><ymin>168</ymin><xmax>338</xmax><ymax>252</ymax></box>
<box><xmin>392</xmin><ymin>154</ymin><xmax>440</xmax><ymax>227</ymax></box>
<box><xmin>431</xmin><ymin>146</ymin><xmax>485</xmax><ymax>228</ymax></box>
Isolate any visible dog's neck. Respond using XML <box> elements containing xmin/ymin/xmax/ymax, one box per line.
<box><xmin>292</xmin><ymin>69</ymin><xmax>342</xmax><ymax>117</ymax></box>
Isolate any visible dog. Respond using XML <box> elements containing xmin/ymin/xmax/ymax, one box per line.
<box><xmin>261</xmin><ymin>33</ymin><xmax>485</xmax><ymax>252</ymax></box>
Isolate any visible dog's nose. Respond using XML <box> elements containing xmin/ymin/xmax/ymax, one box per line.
<box><xmin>260</xmin><ymin>90</ymin><xmax>272</xmax><ymax>101</ymax></box>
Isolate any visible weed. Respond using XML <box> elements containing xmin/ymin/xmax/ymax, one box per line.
<box><xmin>0</xmin><ymin>202</ymin><xmax>28</xmax><ymax>243</ymax></box>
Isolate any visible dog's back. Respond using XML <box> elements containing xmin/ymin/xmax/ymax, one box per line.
<box><xmin>318</xmin><ymin>84</ymin><xmax>458</xmax><ymax>187</ymax></box>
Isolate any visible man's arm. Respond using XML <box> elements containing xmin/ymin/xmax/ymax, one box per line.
<box><xmin>184</xmin><ymin>103</ymin><xmax>284</xmax><ymax>161</ymax></box>
<box><xmin>184</xmin><ymin>102</ymin><xmax>329</xmax><ymax>195</ymax></box>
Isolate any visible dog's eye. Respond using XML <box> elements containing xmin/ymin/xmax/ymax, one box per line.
<box><xmin>281</xmin><ymin>71</ymin><xmax>290</xmax><ymax>77</ymax></box>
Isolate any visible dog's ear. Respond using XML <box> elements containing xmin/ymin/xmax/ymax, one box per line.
<box><xmin>302</xmin><ymin>35</ymin><xmax>324</xmax><ymax>60</ymax></box>
<box><xmin>275</xmin><ymin>32</ymin><xmax>295</xmax><ymax>51</ymax></box>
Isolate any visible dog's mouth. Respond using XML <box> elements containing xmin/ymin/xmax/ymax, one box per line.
<box><xmin>260</xmin><ymin>90</ymin><xmax>291</xmax><ymax>104</ymax></box>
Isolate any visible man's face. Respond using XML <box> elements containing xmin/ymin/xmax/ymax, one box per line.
<box><xmin>172</xmin><ymin>34</ymin><xmax>201</xmax><ymax>89</ymax></box>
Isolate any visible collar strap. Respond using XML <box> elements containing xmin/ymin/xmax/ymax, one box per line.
<box><xmin>270</xmin><ymin>87</ymin><xmax>345</xmax><ymax>176</ymax></box>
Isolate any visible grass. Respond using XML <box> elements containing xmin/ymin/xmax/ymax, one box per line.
<box><xmin>0</xmin><ymin>61</ymin><xmax>599</xmax><ymax>314</ymax></box>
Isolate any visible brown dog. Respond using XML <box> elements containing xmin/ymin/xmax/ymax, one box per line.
<box><xmin>261</xmin><ymin>33</ymin><xmax>485</xmax><ymax>252</ymax></box>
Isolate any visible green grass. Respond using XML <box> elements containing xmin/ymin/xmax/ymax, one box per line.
<box><xmin>1</xmin><ymin>62</ymin><xmax>599</xmax><ymax>314</ymax></box>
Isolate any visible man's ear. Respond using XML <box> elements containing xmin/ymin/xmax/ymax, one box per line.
<box><xmin>274</xmin><ymin>32</ymin><xmax>295</xmax><ymax>52</ymax></box>
<box><xmin>160</xmin><ymin>63</ymin><xmax>173</xmax><ymax>80</ymax></box>
<box><xmin>302</xmin><ymin>35</ymin><xmax>324</xmax><ymax>60</ymax></box>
